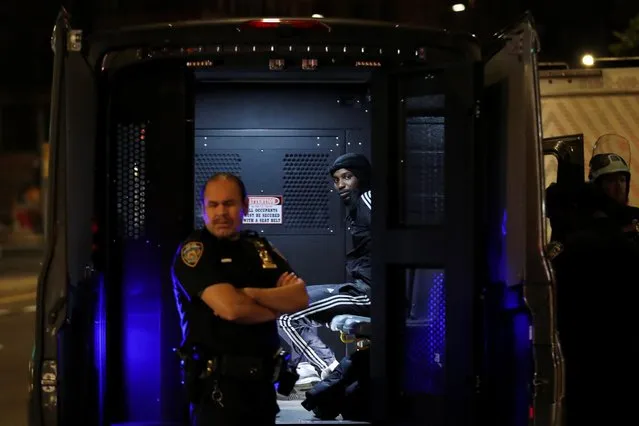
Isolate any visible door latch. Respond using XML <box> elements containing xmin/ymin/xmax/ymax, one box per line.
<box><xmin>67</xmin><ymin>29</ymin><xmax>82</xmax><ymax>52</ymax></box>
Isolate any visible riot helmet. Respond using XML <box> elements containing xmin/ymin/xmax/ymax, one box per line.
<box><xmin>589</xmin><ymin>134</ymin><xmax>632</xmax><ymax>205</ymax></box>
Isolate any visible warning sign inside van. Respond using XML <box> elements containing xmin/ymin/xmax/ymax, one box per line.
<box><xmin>243</xmin><ymin>196</ymin><xmax>283</xmax><ymax>225</ymax></box>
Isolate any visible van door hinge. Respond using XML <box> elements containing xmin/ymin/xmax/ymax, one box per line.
<box><xmin>67</xmin><ymin>29</ymin><xmax>83</xmax><ymax>52</ymax></box>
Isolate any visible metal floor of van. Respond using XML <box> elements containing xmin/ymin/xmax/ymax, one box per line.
<box><xmin>277</xmin><ymin>400</ymin><xmax>368</xmax><ymax>424</ymax></box>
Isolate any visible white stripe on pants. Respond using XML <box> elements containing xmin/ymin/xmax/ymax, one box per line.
<box><xmin>278</xmin><ymin>292</ymin><xmax>371</xmax><ymax>371</ymax></box>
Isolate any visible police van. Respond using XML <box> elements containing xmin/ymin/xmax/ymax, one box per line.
<box><xmin>29</xmin><ymin>8</ymin><xmax>580</xmax><ymax>426</ymax></box>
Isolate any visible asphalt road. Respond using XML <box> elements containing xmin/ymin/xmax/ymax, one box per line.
<box><xmin>0</xmin><ymin>273</ymin><xmax>38</xmax><ymax>426</ymax></box>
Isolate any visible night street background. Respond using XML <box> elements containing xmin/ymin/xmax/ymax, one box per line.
<box><xmin>1</xmin><ymin>0</ymin><xmax>637</xmax><ymax>424</ymax></box>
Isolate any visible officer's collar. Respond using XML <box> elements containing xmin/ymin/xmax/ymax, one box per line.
<box><xmin>201</xmin><ymin>226</ymin><xmax>242</xmax><ymax>243</ymax></box>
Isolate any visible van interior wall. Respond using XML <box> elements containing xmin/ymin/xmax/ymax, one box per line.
<box><xmin>194</xmin><ymin>81</ymin><xmax>372</xmax><ymax>358</ymax></box>
<box><xmin>107</xmin><ymin>66</ymin><xmax>372</xmax><ymax>424</ymax></box>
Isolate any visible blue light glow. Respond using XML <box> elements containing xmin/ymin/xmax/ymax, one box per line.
<box><xmin>121</xmin><ymin>243</ymin><xmax>163</xmax><ymax>422</ymax></box>
<box><xmin>501</xmin><ymin>209</ymin><xmax>508</xmax><ymax>236</ymax></box>
<box><xmin>93</xmin><ymin>273</ymin><xmax>106</xmax><ymax>426</ymax></box>
<box><xmin>404</xmin><ymin>270</ymin><xmax>446</xmax><ymax>395</ymax></box>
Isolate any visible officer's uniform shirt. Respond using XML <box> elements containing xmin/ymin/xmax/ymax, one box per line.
<box><xmin>172</xmin><ymin>228</ymin><xmax>292</xmax><ymax>357</ymax></box>
<box><xmin>345</xmin><ymin>189</ymin><xmax>372</xmax><ymax>286</ymax></box>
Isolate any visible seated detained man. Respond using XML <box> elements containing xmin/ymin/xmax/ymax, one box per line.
<box><xmin>277</xmin><ymin>153</ymin><xmax>373</xmax><ymax>389</ymax></box>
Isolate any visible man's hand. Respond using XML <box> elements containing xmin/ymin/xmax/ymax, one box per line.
<box><xmin>242</xmin><ymin>287</ymin><xmax>257</xmax><ymax>299</ymax></box>
<box><xmin>277</xmin><ymin>272</ymin><xmax>305</xmax><ymax>287</ymax></box>
<box><xmin>199</xmin><ymin>283</ymin><xmax>280</xmax><ymax>324</ymax></box>
<box><xmin>240</xmin><ymin>272</ymin><xmax>309</xmax><ymax>313</ymax></box>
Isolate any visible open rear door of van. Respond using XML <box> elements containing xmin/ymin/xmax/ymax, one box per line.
<box><xmin>30</xmin><ymin>8</ymin><xmax>100</xmax><ymax>426</ymax></box>
<box><xmin>370</xmin><ymin>45</ymin><xmax>479</xmax><ymax>425</ymax></box>
<box><xmin>543</xmin><ymin>134</ymin><xmax>585</xmax><ymax>188</ymax></box>
<box><xmin>482</xmin><ymin>12</ymin><xmax>564</xmax><ymax>426</ymax></box>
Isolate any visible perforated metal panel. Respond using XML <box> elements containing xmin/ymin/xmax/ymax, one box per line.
<box><xmin>282</xmin><ymin>153</ymin><xmax>332</xmax><ymax>230</ymax></box>
<box><xmin>404</xmin><ymin>270</ymin><xmax>446</xmax><ymax>395</ymax></box>
<box><xmin>115</xmin><ymin>123</ymin><xmax>147</xmax><ymax>240</ymax></box>
<box><xmin>193</xmin><ymin>152</ymin><xmax>243</xmax><ymax>227</ymax></box>
<box><xmin>403</xmin><ymin>116</ymin><xmax>446</xmax><ymax>226</ymax></box>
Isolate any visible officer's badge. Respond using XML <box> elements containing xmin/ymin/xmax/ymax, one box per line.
<box><xmin>250</xmin><ymin>239</ymin><xmax>278</xmax><ymax>269</ymax></box>
<box><xmin>181</xmin><ymin>241</ymin><xmax>204</xmax><ymax>267</ymax></box>
<box><xmin>545</xmin><ymin>241</ymin><xmax>564</xmax><ymax>261</ymax></box>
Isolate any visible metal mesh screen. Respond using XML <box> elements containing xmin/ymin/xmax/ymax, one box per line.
<box><xmin>282</xmin><ymin>153</ymin><xmax>331</xmax><ymax>230</ymax></box>
<box><xmin>403</xmin><ymin>116</ymin><xmax>445</xmax><ymax>226</ymax></box>
<box><xmin>193</xmin><ymin>152</ymin><xmax>243</xmax><ymax>228</ymax></box>
<box><xmin>404</xmin><ymin>269</ymin><xmax>446</xmax><ymax>395</ymax></box>
<box><xmin>115</xmin><ymin>123</ymin><xmax>147</xmax><ymax>240</ymax></box>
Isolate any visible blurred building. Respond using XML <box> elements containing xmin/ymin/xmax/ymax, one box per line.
<box><xmin>0</xmin><ymin>1</ymin><xmax>53</xmax><ymax>242</ymax></box>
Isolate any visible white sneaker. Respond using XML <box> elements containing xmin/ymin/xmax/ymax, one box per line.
<box><xmin>295</xmin><ymin>362</ymin><xmax>321</xmax><ymax>388</ymax></box>
<box><xmin>320</xmin><ymin>360</ymin><xmax>340</xmax><ymax>380</ymax></box>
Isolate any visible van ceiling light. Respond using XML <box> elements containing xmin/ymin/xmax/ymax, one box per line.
<box><xmin>311</xmin><ymin>14</ymin><xmax>324</xmax><ymax>18</ymax></box>
<box><xmin>269</xmin><ymin>59</ymin><xmax>286</xmax><ymax>71</ymax></box>
<box><xmin>186</xmin><ymin>60</ymin><xmax>213</xmax><ymax>68</ymax></box>
<box><xmin>452</xmin><ymin>3</ymin><xmax>466</xmax><ymax>12</ymax></box>
<box><xmin>242</xmin><ymin>19</ymin><xmax>331</xmax><ymax>31</ymax></box>
<box><xmin>302</xmin><ymin>59</ymin><xmax>318</xmax><ymax>70</ymax></box>
<box><xmin>355</xmin><ymin>61</ymin><xmax>382</xmax><ymax>67</ymax></box>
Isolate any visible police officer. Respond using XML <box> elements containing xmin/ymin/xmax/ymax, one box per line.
<box><xmin>172</xmin><ymin>172</ymin><xmax>310</xmax><ymax>426</ymax></box>
<box><xmin>547</xmin><ymin>155</ymin><xmax>639</xmax><ymax>424</ymax></box>
<box><xmin>548</xmin><ymin>195</ymin><xmax>639</xmax><ymax>425</ymax></box>
<box><xmin>278</xmin><ymin>153</ymin><xmax>372</xmax><ymax>387</ymax></box>
<box><xmin>588</xmin><ymin>151</ymin><xmax>639</xmax><ymax>237</ymax></box>
<box><xmin>588</xmin><ymin>152</ymin><xmax>631</xmax><ymax>206</ymax></box>
<box><xmin>547</xmin><ymin>151</ymin><xmax>638</xmax><ymax>244</ymax></box>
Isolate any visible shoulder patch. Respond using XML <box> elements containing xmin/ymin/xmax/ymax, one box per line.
<box><xmin>545</xmin><ymin>241</ymin><xmax>564</xmax><ymax>261</ymax></box>
<box><xmin>181</xmin><ymin>241</ymin><xmax>204</xmax><ymax>267</ymax></box>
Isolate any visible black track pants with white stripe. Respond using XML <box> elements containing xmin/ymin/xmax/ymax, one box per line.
<box><xmin>277</xmin><ymin>282</ymin><xmax>371</xmax><ymax>371</ymax></box>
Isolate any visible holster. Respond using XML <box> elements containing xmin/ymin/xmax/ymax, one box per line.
<box><xmin>176</xmin><ymin>345</ymin><xmax>207</xmax><ymax>404</ymax></box>
<box><xmin>213</xmin><ymin>355</ymin><xmax>275</xmax><ymax>381</ymax></box>
<box><xmin>177</xmin><ymin>345</ymin><xmax>298</xmax><ymax>402</ymax></box>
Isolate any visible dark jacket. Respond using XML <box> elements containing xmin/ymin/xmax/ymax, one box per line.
<box><xmin>301</xmin><ymin>349</ymin><xmax>370</xmax><ymax>422</ymax></box>
<box><xmin>345</xmin><ymin>190</ymin><xmax>372</xmax><ymax>286</ymax></box>
<box><xmin>551</xmin><ymin>214</ymin><xmax>639</xmax><ymax>424</ymax></box>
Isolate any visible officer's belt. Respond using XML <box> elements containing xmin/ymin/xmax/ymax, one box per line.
<box><xmin>201</xmin><ymin>354</ymin><xmax>276</xmax><ymax>381</ymax></box>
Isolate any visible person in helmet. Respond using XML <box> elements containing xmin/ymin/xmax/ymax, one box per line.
<box><xmin>588</xmin><ymin>153</ymin><xmax>631</xmax><ymax>205</ymax></box>
<box><xmin>548</xmin><ymin>181</ymin><xmax>639</xmax><ymax>425</ymax></box>
<box><xmin>277</xmin><ymin>153</ymin><xmax>372</xmax><ymax>391</ymax></box>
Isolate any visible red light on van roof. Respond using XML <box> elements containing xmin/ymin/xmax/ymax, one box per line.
<box><xmin>242</xmin><ymin>19</ymin><xmax>330</xmax><ymax>31</ymax></box>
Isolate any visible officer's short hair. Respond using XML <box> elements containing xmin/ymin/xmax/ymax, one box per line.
<box><xmin>200</xmin><ymin>173</ymin><xmax>248</xmax><ymax>205</ymax></box>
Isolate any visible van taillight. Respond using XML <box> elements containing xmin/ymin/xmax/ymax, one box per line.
<box><xmin>242</xmin><ymin>19</ymin><xmax>330</xmax><ymax>31</ymax></box>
